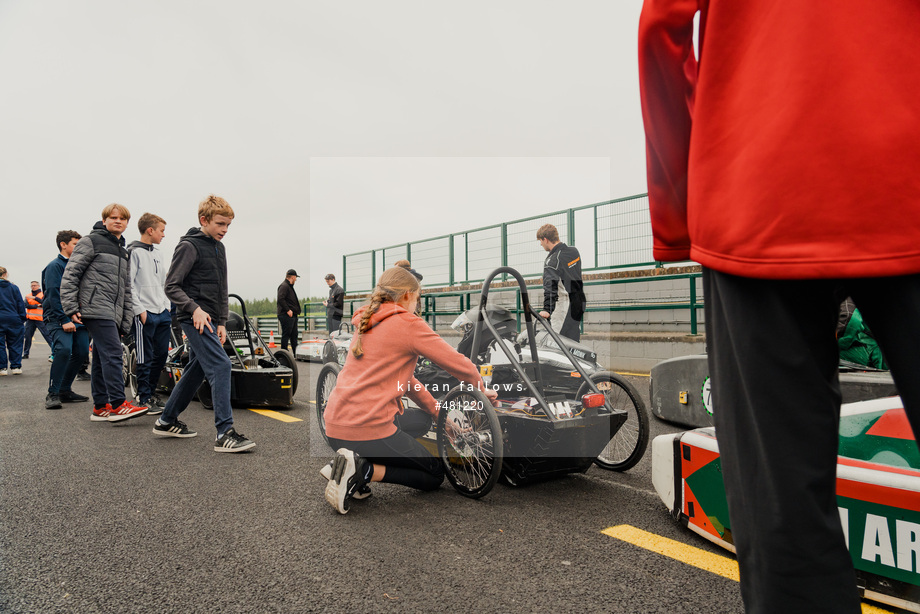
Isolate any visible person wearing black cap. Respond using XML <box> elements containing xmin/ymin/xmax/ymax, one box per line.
<box><xmin>323</xmin><ymin>274</ymin><xmax>344</xmax><ymax>335</ymax></box>
<box><xmin>277</xmin><ymin>269</ymin><xmax>301</xmax><ymax>352</ymax></box>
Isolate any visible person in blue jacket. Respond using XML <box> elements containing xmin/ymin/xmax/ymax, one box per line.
<box><xmin>0</xmin><ymin>266</ymin><xmax>27</xmax><ymax>376</ymax></box>
<box><xmin>41</xmin><ymin>230</ymin><xmax>90</xmax><ymax>409</ymax></box>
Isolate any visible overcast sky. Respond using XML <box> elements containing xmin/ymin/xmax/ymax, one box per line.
<box><xmin>0</xmin><ymin>1</ymin><xmax>648</xmax><ymax>300</ymax></box>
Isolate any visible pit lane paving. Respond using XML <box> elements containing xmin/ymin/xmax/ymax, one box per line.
<box><xmin>0</xmin><ymin>347</ymin><xmax>887</xmax><ymax>613</ymax></box>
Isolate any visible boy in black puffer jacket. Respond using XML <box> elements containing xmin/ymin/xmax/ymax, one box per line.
<box><xmin>61</xmin><ymin>204</ymin><xmax>149</xmax><ymax>423</ymax></box>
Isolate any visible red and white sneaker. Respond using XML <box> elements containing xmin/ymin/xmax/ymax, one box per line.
<box><xmin>108</xmin><ymin>400</ymin><xmax>149</xmax><ymax>423</ymax></box>
<box><xmin>91</xmin><ymin>404</ymin><xmax>113</xmax><ymax>422</ymax></box>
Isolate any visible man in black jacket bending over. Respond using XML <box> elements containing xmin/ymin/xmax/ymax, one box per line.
<box><xmin>537</xmin><ymin>224</ymin><xmax>587</xmax><ymax>342</ymax></box>
<box><xmin>276</xmin><ymin>269</ymin><xmax>301</xmax><ymax>352</ymax></box>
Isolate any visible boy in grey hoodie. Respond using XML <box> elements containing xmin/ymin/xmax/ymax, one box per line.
<box><xmin>127</xmin><ymin>213</ymin><xmax>171</xmax><ymax>413</ymax></box>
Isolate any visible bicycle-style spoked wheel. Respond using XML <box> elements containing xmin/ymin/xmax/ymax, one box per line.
<box><xmin>315</xmin><ymin>362</ymin><xmax>341</xmax><ymax>446</ymax></box>
<box><xmin>579</xmin><ymin>372</ymin><xmax>649</xmax><ymax>471</ymax></box>
<box><xmin>436</xmin><ymin>386</ymin><xmax>503</xmax><ymax>499</ymax></box>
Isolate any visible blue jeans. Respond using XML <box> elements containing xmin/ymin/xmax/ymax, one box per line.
<box><xmin>23</xmin><ymin>319</ymin><xmax>52</xmax><ymax>357</ymax></box>
<box><xmin>0</xmin><ymin>317</ymin><xmax>25</xmax><ymax>369</ymax></box>
<box><xmin>83</xmin><ymin>319</ymin><xmax>126</xmax><ymax>408</ymax></box>
<box><xmin>133</xmin><ymin>309</ymin><xmax>171</xmax><ymax>401</ymax></box>
<box><xmin>46</xmin><ymin>323</ymin><xmax>89</xmax><ymax>394</ymax></box>
<box><xmin>160</xmin><ymin>321</ymin><xmax>233</xmax><ymax>435</ymax></box>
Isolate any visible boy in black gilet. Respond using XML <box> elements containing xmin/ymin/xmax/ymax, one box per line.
<box><xmin>152</xmin><ymin>195</ymin><xmax>255</xmax><ymax>453</ymax></box>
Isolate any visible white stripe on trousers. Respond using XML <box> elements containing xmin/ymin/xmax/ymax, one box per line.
<box><xmin>134</xmin><ymin>315</ymin><xmax>146</xmax><ymax>364</ymax></box>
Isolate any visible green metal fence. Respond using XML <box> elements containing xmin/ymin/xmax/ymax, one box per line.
<box><xmin>342</xmin><ymin>193</ymin><xmax>653</xmax><ymax>293</ymax></box>
<box><xmin>296</xmin><ymin>272</ymin><xmax>704</xmax><ymax>336</ymax></box>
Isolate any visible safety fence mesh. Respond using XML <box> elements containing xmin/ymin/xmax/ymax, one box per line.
<box><xmin>344</xmin><ymin>194</ymin><xmax>657</xmax><ymax>291</ymax></box>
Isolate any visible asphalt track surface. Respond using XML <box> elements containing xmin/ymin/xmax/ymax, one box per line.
<box><xmin>1</xmin><ymin>338</ymin><xmax>746</xmax><ymax>613</ymax></box>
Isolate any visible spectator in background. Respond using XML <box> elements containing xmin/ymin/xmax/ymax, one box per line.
<box><xmin>42</xmin><ymin>231</ymin><xmax>90</xmax><ymax>409</ymax></box>
<box><xmin>61</xmin><ymin>204</ymin><xmax>148</xmax><ymax>422</ymax></box>
<box><xmin>128</xmin><ymin>213</ymin><xmax>172</xmax><ymax>414</ymax></box>
<box><xmin>323</xmin><ymin>273</ymin><xmax>345</xmax><ymax>335</ymax></box>
<box><xmin>638</xmin><ymin>1</ymin><xmax>920</xmax><ymax>611</ymax></box>
<box><xmin>0</xmin><ymin>267</ymin><xmax>27</xmax><ymax>376</ymax></box>
<box><xmin>22</xmin><ymin>280</ymin><xmax>53</xmax><ymax>360</ymax></box>
<box><xmin>537</xmin><ymin>224</ymin><xmax>586</xmax><ymax>342</ymax></box>
<box><xmin>276</xmin><ymin>269</ymin><xmax>301</xmax><ymax>352</ymax></box>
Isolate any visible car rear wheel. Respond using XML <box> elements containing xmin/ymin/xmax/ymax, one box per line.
<box><xmin>322</xmin><ymin>341</ymin><xmax>337</xmax><ymax>364</ymax></box>
<box><xmin>126</xmin><ymin>346</ymin><xmax>138</xmax><ymax>400</ymax></box>
<box><xmin>273</xmin><ymin>348</ymin><xmax>299</xmax><ymax>397</ymax></box>
<box><xmin>579</xmin><ymin>372</ymin><xmax>649</xmax><ymax>471</ymax></box>
<box><xmin>197</xmin><ymin>382</ymin><xmax>213</xmax><ymax>410</ymax></box>
<box><xmin>315</xmin><ymin>362</ymin><xmax>341</xmax><ymax>446</ymax></box>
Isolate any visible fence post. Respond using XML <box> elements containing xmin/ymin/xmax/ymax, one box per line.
<box><xmin>501</xmin><ymin>223</ymin><xmax>508</xmax><ymax>282</ymax></box>
<box><xmin>464</xmin><ymin>233</ymin><xmax>469</xmax><ymax>284</ymax></box>
<box><xmin>593</xmin><ymin>204</ymin><xmax>598</xmax><ymax>268</ymax></box>
<box><xmin>371</xmin><ymin>250</ymin><xmax>376</xmax><ymax>289</ymax></box>
<box><xmin>689</xmin><ymin>275</ymin><xmax>698</xmax><ymax>335</ymax></box>
<box><xmin>448</xmin><ymin>234</ymin><xmax>454</xmax><ymax>286</ymax></box>
<box><xmin>568</xmin><ymin>208</ymin><xmax>575</xmax><ymax>245</ymax></box>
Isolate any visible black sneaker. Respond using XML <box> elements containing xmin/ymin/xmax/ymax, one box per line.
<box><xmin>214</xmin><ymin>427</ymin><xmax>255</xmax><ymax>453</ymax></box>
<box><xmin>22</xmin><ymin>355</ymin><xmax>29</xmax><ymax>359</ymax></box>
<box><xmin>45</xmin><ymin>394</ymin><xmax>63</xmax><ymax>410</ymax></box>
<box><xmin>324</xmin><ymin>449</ymin><xmax>371</xmax><ymax>514</ymax></box>
<box><xmin>140</xmin><ymin>395</ymin><xmax>165</xmax><ymax>415</ymax></box>
<box><xmin>152</xmin><ymin>419</ymin><xmax>198</xmax><ymax>438</ymax></box>
<box><xmin>75</xmin><ymin>370</ymin><xmax>91</xmax><ymax>381</ymax></box>
<box><xmin>59</xmin><ymin>390</ymin><xmax>89</xmax><ymax>403</ymax></box>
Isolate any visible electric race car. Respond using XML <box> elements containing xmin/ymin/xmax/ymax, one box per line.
<box><xmin>122</xmin><ymin>294</ymin><xmax>298</xmax><ymax>409</ymax></box>
<box><xmin>650</xmin><ymin>354</ymin><xmax>898</xmax><ymax>429</ymax></box>
<box><xmin>314</xmin><ymin>266</ymin><xmax>650</xmax><ymax>498</ymax></box>
<box><xmin>295</xmin><ymin>324</ymin><xmax>353</xmax><ymax>365</ymax></box>
<box><xmin>412</xmin><ymin>301</ymin><xmax>649</xmax><ymax>473</ymax></box>
<box><xmin>652</xmin><ymin>396</ymin><xmax>920</xmax><ymax>613</ymax></box>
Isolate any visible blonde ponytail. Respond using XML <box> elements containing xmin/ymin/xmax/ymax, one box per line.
<box><xmin>351</xmin><ymin>267</ymin><xmax>421</xmax><ymax>358</ymax></box>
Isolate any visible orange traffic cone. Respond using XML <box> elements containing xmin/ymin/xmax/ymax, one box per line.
<box><xmin>268</xmin><ymin>330</ymin><xmax>277</xmax><ymax>348</ymax></box>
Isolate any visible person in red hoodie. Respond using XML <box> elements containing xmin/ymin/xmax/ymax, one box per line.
<box><xmin>639</xmin><ymin>1</ymin><xmax>920</xmax><ymax>612</ymax></box>
<box><xmin>321</xmin><ymin>266</ymin><xmax>497</xmax><ymax>514</ymax></box>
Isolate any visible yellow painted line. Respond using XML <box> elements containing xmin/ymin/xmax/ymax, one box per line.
<box><xmin>615</xmin><ymin>371</ymin><xmax>650</xmax><ymax>378</ymax></box>
<box><xmin>247</xmin><ymin>408</ymin><xmax>302</xmax><ymax>423</ymax></box>
<box><xmin>602</xmin><ymin>524</ymin><xmax>739</xmax><ymax>581</ymax></box>
<box><xmin>602</xmin><ymin>525</ymin><xmax>895</xmax><ymax>613</ymax></box>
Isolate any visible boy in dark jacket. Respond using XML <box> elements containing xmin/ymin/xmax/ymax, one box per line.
<box><xmin>41</xmin><ymin>230</ymin><xmax>90</xmax><ymax>409</ymax></box>
<box><xmin>276</xmin><ymin>269</ymin><xmax>301</xmax><ymax>351</ymax></box>
<box><xmin>61</xmin><ymin>205</ymin><xmax>148</xmax><ymax>422</ymax></box>
<box><xmin>0</xmin><ymin>267</ymin><xmax>27</xmax><ymax>376</ymax></box>
<box><xmin>152</xmin><ymin>195</ymin><xmax>255</xmax><ymax>453</ymax></box>
<box><xmin>537</xmin><ymin>224</ymin><xmax>586</xmax><ymax>342</ymax></box>
<box><xmin>323</xmin><ymin>274</ymin><xmax>345</xmax><ymax>334</ymax></box>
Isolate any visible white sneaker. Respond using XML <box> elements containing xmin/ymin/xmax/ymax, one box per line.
<box><xmin>0</xmin><ymin>369</ymin><xmax>7</xmax><ymax>376</ymax></box>
<box><xmin>10</xmin><ymin>368</ymin><xmax>22</xmax><ymax>375</ymax></box>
